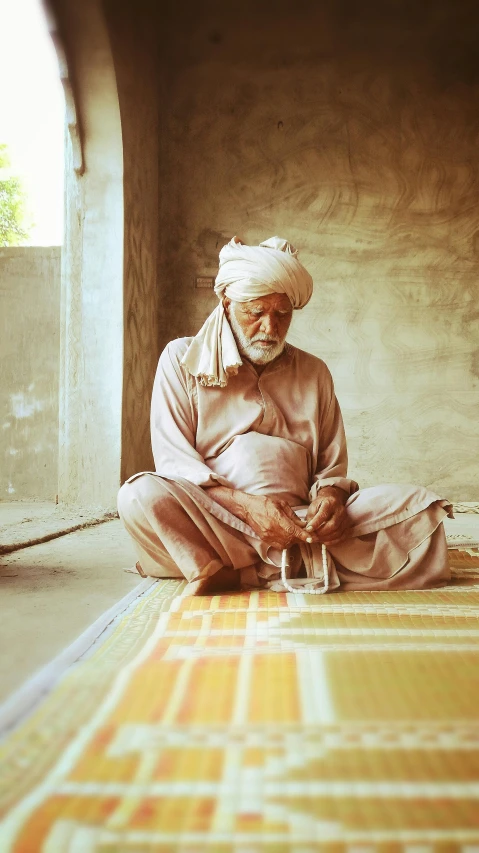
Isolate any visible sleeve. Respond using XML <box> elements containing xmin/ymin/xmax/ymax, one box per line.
<box><xmin>150</xmin><ymin>342</ymin><xmax>230</xmax><ymax>488</ymax></box>
<box><xmin>309</xmin><ymin>367</ymin><xmax>359</xmax><ymax>500</ymax></box>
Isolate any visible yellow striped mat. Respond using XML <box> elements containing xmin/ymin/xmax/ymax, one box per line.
<box><xmin>1</xmin><ymin>555</ymin><xmax>479</xmax><ymax>851</ymax></box>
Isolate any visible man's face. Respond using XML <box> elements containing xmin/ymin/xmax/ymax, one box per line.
<box><xmin>225</xmin><ymin>292</ymin><xmax>293</xmax><ymax>365</ymax></box>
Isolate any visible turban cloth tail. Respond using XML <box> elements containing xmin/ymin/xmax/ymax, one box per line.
<box><xmin>180</xmin><ymin>301</ymin><xmax>242</xmax><ymax>388</ymax></box>
<box><xmin>181</xmin><ymin>236</ymin><xmax>313</xmax><ymax>387</ymax></box>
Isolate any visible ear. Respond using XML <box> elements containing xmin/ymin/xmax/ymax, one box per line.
<box><xmin>222</xmin><ymin>296</ymin><xmax>231</xmax><ymax>316</ymax></box>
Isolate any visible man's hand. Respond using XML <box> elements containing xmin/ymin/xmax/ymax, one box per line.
<box><xmin>304</xmin><ymin>487</ymin><xmax>350</xmax><ymax>544</ymax></box>
<box><xmin>238</xmin><ymin>493</ymin><xmax>315</xmax><ymax>550</ymax></box>
<box><xmin>207</xmin><ymin>487</ymin><xmax>312</xmax><ymax>550</ymax></box>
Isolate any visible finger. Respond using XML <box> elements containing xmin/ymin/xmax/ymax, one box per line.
<box><xmin>287</xmin><ymin>524</ymin><xmax>317</xmax><ymax>545</ymax></box>
<box><xmin>303</xmin><ymin>511</ymin><xmax>347</xmax><ymax>542</ymax></box>
<box><xmin>280</xmin><ymin>503</ymin><xmax>307</xmax><ymax>527</ymax></box>
<box><xmin>315</xmin><ymin>518</ymin><xmax>347</xmax><ymax>543</ymax></box>
<box><xmin>305</xmin><ymin>500</ymin><xmax>323</xmax><ymax>522</ymax></box>
<box><xmin>324</xmin><ymin>530</ymin><xmax>350</xmax><ymax>545</ymax></box>
<box><xmin>265</xmin><ymin>518</ymin><xmax>312</xmax><ymax>549</ymax></box>
<box><xmin>318</xmin><ymin>513</ymin><xmax>351</xmax><ymax>542</ymax></box>
<box><xmin>280</xmin><ymin>503</ymin><xmax>302</xmax><ymax>522</ymax></box>
<box><xmin>320</xmin><ymin>523</ymin><xmax>349</xmax><ymax>543</ymax></box>
<box><xmin>268</xmin><ymin>531</ymin><xmax>310</xmax><ymax>549</ymax></box>
<box><xmin>292</xmin><ymin>518</ymin><xmax>351</xmax><ymax>546</ymax></box>
<box><xmin>318</xmin><ymin>508</ymin><xmax>345</xmax><ymax>533</ymax></box>
<box><xmin>305</xmin><ymin>502</ymin><xmax>335</xmax><ymax>532</ymax></box>
<box><xmin>321</xmin><ymin>524</ymin><xmax>351</xmax><ymax>544</ymax></box>
<box><xmin>301</xmin><ymin>525</ymin><xmax>348</xmax><ymax>546</ymax></box>
<box><xmin>281</xmin><ymin>522</ymin><xmax>317</xmax><ymax>546</ymax></box>
<box><xmin>272</xmin><ymin>505</ymin><xmax>310</xmax><ymax>539</ymax></box>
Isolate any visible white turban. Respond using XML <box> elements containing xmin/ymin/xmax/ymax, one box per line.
<box><xmin>181</xmin><ymin>236</ymin><xmax>313</xmax><ymax>387</ymax></box>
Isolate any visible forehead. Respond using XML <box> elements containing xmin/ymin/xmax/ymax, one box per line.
<box><xmin>241</xmin><ymin>293</ymin><xmax>292</xmax><ymax>312</ymax></box>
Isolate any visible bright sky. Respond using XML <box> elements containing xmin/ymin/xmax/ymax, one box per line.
<box><xmin>0</xmin><ymin>0</ymin><xmax>64</xmax><ymax>245</ymax></box>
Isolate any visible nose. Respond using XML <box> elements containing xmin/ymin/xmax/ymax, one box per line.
<box><xmin>260</xmin><ymin>313</ymin><xmax>277</xmax><ymax>337</ymax></box>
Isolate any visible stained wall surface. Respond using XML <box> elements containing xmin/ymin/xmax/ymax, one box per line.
<box><xmin>0</xmin><ymin>247</ymin><xmax>61</xmax><ymax>500</ymax></box>
<box><xmin>156</xmin><ymin>0</ymin><xmax>479</xmax><ymax>500</ymax></box>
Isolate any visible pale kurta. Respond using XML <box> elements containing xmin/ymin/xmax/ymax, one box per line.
<box><xmin>118</xmin><ymin>338</ymin><xmax>452</xmax><ymax>591</ymax></box>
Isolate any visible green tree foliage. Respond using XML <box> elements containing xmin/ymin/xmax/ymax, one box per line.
<box><xmin>0</xmin><ymin>143</ymin><xmax>30</xmax><ymax>246</ymax></box>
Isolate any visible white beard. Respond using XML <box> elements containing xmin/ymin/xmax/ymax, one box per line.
<box><xmin>228</xmin><ymin>304</ymin><xmax>286</xmax><ymax>365</ymax></box>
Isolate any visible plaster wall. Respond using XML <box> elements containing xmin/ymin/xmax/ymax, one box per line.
<box><xmin>104</xmin><ymin>0</ymin><xmax>160</xmax><ymax>482</ymax></box>
<box><xmin>0</xmin><ymin>247</ymin><xmax>61</xmax><ymax>500</ymax></box>
<box><xmin>54</xmin><ymin>0</ymin><xmax>124</xmax><ymax>509</ymax></box>
<box><xmin>157</xmin><ymin>0</ymin><xmax>479</xmax><ymax>500</ymax></box>
<box><xmin>51</xmin><ymin>0</ymin><xmax>159</xmax><ymax>507</ymax></box>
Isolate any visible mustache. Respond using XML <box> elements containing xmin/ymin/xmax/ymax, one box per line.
<box><xmin>250</xmin><ymin>334</ymin><xmax>280</xmax><ymax>344</ymax></box>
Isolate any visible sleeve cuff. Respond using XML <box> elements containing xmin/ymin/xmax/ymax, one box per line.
<box><xmin>128</xmin><ymin>469</ymin><xmax>231</xmax><ymax>489</ymax></box>
<box><xmin>309</xmin><ymin>477</ymin><xmax>359</xmax><ymax>501</ymax></box>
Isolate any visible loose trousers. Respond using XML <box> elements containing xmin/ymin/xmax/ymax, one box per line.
<box><xmin>118</xmin><ymin>474</ymin><xmax>452</xmax><ymax>593</ymax></box>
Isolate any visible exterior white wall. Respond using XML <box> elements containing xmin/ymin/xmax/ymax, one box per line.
<box><xmin>57</xmin><ymin>0</ymin><xmax>124</xmax><ymax>509</ymax></box>
<box><xmin>0</xmin><ymin>247</ymin><xmax>61</xmax><ymax>500</ymax></box>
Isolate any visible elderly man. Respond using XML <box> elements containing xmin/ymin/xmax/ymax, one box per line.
<box><xmin>118</xmin><ymin>236</ymin><xmax>452</xmax><ymax>595</ymax></box>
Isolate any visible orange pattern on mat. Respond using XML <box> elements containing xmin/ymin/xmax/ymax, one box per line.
<box><xmin>1</xmin><ymin>563</ymin><xmax>479</xmax><ymax>851</ymax></box>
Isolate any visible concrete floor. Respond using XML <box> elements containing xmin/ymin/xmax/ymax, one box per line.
<box><xmin>0</xmin><ymin>500</ymin><xmax>56</xmax><ymax>527</ymax></box>
<box><xmin>0</xmin><ymin>512</ymin><xmax>478</xmax><ymax>708</ymax></box>
<box><xmin>0</xmin><ymin>519</ymin><xmax>140</xmax><ymax>703</ymax></box>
